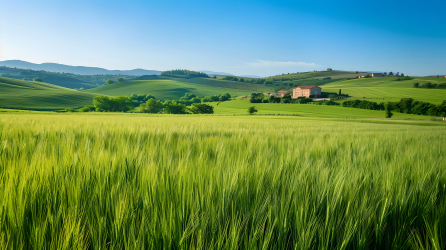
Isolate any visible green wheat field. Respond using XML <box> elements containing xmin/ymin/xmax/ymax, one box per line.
<box><xmin>1</xmin><ymin>113</ymin><xmax>445</xmax><ymax>249</ymax></box>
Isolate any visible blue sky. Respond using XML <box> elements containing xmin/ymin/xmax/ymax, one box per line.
<box><xmin>1</xmin><ymin>0</ymin><xmax>445</xmax><ymax>76</ymax></box>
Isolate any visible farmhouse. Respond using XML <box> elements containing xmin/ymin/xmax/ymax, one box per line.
<box><xmin>292</xmin><ymin>86</ymin><xmax>321</xmax><ymax>98</ymax></box>
<box><xmin>277</xmin><ymin>90</ymin><xmax>290</xmax><ymax>96</ymax></box>
<box><xmin>327</xmin><ymin>68</ymin><xmax>332</xmax><ymax>71</ymax></box>
<box><xmin>371</xmin><ymin>73</ymin><xmax>384</xmax><ymax>77</ymax></box>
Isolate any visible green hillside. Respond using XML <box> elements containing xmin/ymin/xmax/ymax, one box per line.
<box><xmin>322</xmin><ymin>76</ymin><xmax>446</xmax><ymax>104</ymax></box>
<box><xmin>0</xmin><ymin>77</ymin><xmax>97</xmax><ymax>110</ymax></box>
<box><xmin>266</xmin><ymin>70</ymin><xmax>361</xmax><ymax>80</ymax></box>
<box><xmin>84</xmin><ymin>78</ymin><xmax>268</xmax><ymax>100</ymax></box>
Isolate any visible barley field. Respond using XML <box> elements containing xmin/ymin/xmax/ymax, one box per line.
<box><xmin>1</xmin><ymin>114</ymin><xmax>445</xmax><ymax>249</ymax></box>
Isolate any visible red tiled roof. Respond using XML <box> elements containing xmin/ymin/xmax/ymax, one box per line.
<box><xmin>278</xmin><ymin>90</ymin><xmax>290</xmax><ymax>93</ymax></box>
<box><xmin>294</xmin><ymin>85</ymin><xmax>320</xmax><ymax>89</ymax></box>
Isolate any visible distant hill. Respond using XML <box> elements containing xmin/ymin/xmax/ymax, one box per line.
<box><xmin>84</xmin><ymin>76</ymin><xmax>272</xmax><ymax>100</ymax></box>
<box><xmin>0</xmin><ymin>60</ymin><xmax>162</xmax><ymax>76</ymax></box>
<box><xmin>0</xmin><ymin>76</ymin><xmax>97</xmax><ymax>110</ymax></box>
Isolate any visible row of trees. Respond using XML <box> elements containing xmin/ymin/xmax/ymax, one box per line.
<box><xmin>414</xmin><ymin>82</ymin><xmax>446</xmax><ymax>89</ymax></box>
<box><xmin>105</xmin><ymin>78</ymin><xmax>124</xmax><ymax>85</ymax></box>
<box><xmin>249</xmin><ymin>93</ymin><xmax>319</xmax><ymax>104</ymax></box>
<box><xmin>341</xmin><ymin>100</ymin><xmax>386</xmax><ymax>110</ymax></box>
<box><xmin>161</xmin><ymin>70</ymin><xmax>209</xmax><ymax>78</ymax></box>
<box><xmin>341</xmin><ymin>98</ymin><xmax>446</xmax><ymax>117</ymax></box>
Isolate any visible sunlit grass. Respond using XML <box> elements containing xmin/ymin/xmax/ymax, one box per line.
<box><xmin>0</xmin><ymin>114</ymin><xmax>445</xmax><ymax>249</ymax></box>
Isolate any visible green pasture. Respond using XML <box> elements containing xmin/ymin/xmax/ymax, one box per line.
<box><xmin>1</xmin><ymin>113</ymin><xmax>445</xmax><ymax>249</ymax></box>
<box><xmin>210</xmin><ymin>99</ymin><xmax>432</xmax><ymax>119</ymax></box>
<box><xmin>0</xmin><ymin>77</ymin><xmax>96</xmax><ymax>110</ymax></box>
<box><xmin>266</xmin><ymin>70</ymin><xmax>360</xmax><ymax>80</ymax></box>
<box><xmin>323</xmin><ymin>77</ymin><xmax>446</xmax><ymax>104</ymax></box>
<box><xmin>84</xmin><ymin>79</ymin><xmax>258</xmax><ymax>100</ymax></box>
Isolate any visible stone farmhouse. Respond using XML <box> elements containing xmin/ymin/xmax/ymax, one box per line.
<box><xmin>277</xmin><ymin>90</ymin><xmax>290</xmax><ymax>96</ymax></box>
<box><xmin>292</xmin><ymin>86</ymin><xmax>321</xmax><ymax>98</ymax></box>
<box><xmin>371</xmin><ymin>73</ymin><xmax>384</xmax><ymax>77</ymax></box>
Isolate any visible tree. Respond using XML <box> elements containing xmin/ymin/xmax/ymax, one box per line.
<box><xmin>248</xmin><ymin>106</ymin><xmax>258</xmax><ymax>115</ymax></box>
<box><xmin>33</xmin><ymin>77</ymin><xmax>42</xmax><ymax>82</ymax></box>
<box><xmin>401</xmin><ymin>73</ymin><xmax>404</xmax><ymax>77</ymax></box>
<box><xmin>106</xmin><ymin>80</ymin><xmax>114</xmax><ymax>85</ymax></box>
<box><xmin>389</xmin><ymin>72</ymin><xmax>394</xmax><ymax>76</ymax></box>
<box><xmin>339</xmin><ymin>89</ymin><xmax>342</xmax><ymax>95</ymax></box>
<box><xmin>163</xmin><ymin>102</ymin><xmax>187</xmax><ymax>114</ymax></box>
<box><xmin>212</xmin><ymin>75</ymin><xmax>217</xmax><ymax>79</ymax></box>
<box><xmin>117</xmin><ymin>78</ymin><xmax>124</xmax><ymax>82</ymax></box>
<box><xmin>189</xmin><ymin>103</ymin><xmax>214</xmax><ymax>114</ymax></box>
<box><xmin>282</xmin><ymin>93</ymin><xmax>292</xmax><ymax>103</ymax></box>
<box><xmin>413</xmin><ymin>82</ymin><xmax>419</xmax><ymax>88</ymax></box>
<box><xmin>93</xmin><ymin>96</ymin><xmax>134</xmax><ymax>112</ymax></box>
<box><xmin>239</xmin><ymin>78</ymin><xmax>245</xmax><ymax>82</ymax></box>
<box><xmin>140</xmin><ymin>99</ymin><xmax>164</xmax><ymax>113</ymax></box>
<box><xmin>385</xmin><ymin>103</ymin><xmax>393</xmax><ymax>118</ymax></box>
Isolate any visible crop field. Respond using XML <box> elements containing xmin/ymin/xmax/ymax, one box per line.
<box><xmin>0</xmin><ymin>77</ymin><xmax>96</xmax><ymax>110</ymax></box>
<box><xmin>1</xmin><ymin>113</ymin><xmax>445</xmax><ymax>249</ymax></box>
<box><xmin>323</xmin><ymin>77</ymin><xmax>446</xmax><ymax>104</ymax></box>
<box><xmin>84</xmin><ymin>79</ymin><xmax>256</xmax><ymax>100</ymax></box>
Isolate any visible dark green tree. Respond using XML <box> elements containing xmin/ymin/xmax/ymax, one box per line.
<box><xmin>248</xmin><ymin>106</ymin><xmax>258</xmax><ymax>115</ymax></box>
<box><xmin>140</xmin><ymin>99</ymin><xmax>164</xmax><ymax>113</ymax></box>
<box><xmin>189</xmin><ymin>103</ymin><xmax>214</xmax><ymax>114</ymax></box>
<box><xmin>385</xmin><ymin>103</ymin><xmax>393</xmax><ymax>118</ymax></box>
<box><xmin>339</xmin><ymin>89</ymin><xmax>342</xmax><ymax>95</ymax></box>
<box><xmin>106</xmin><ymin>80</ymin><xmax>114</xmax><ymax>85</ymax></box>
<box><xmin>33</xmin><ymin>77</ymin><xmax>42</xmax><ymax>82</ymax></box>
<box><xmin>413</xmin><ymin>83</ymin><xmax>419</xmax><ymax>88</ymax></box>
<box><xmin>117</xmin><ymin>78</ymin><xmax>124</xmax><ymax>82</ymax></box>
<box><xmin>163</xmin><ymin>102</ymin><xmax>187</xmax><ymax>114</ymax></box>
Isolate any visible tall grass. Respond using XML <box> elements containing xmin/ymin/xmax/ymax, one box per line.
<box><xmin>0</xmin><ymin>114</ymin><xmax>445</xmax><ymax>249</ymax></box>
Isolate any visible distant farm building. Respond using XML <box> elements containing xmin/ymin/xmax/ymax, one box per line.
<box><xmin>356</xmin><ymin>76</ymin><xmax>365</xmax><ymax>78</ymax></box>
<box><xmin>292</xmin><ymin>86</ymin><xmax>321</xmax><ymax>98</ymax></box>
<box><xmin>277</xmin><ymin>90</ymin><xmax>290</xmax><ymax>96</ymax></box>
<box><xmin>269</xmin><ymin>93</ymin><xmax>281</xmax><ymax>97</ymax></box>
<box><xmin>327</xmin><ymin>68</ymin><xmax>332</xmax><ymax>71</ymax></box>
<box><xmin>371</xmin><ymin>73</ymin><xmax>384</xmax><ymax>77</ymax></box>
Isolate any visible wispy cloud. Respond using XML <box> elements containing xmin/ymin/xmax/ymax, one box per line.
<box><xmin>247</xmin><ymin>60</ymin><xmax>321</xmax><ymax>67</ymax></box>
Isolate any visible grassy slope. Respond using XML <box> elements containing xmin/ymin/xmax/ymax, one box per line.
<box><xmin>323</xmin><ymin>77</ymin><xmax>446</xmax><ymax>104</ymax></box>
<box><xmin>211</xmin><ymin>99</ymin><xmax>429</xmax><ymax>119</ymax></box>
<box><xmin>0</xmin><ymin>77</ymin><xmax>96</xmax><ymax>110</ymax></box>
<box><xmin>84</xmin><ymin>78</ymin><xmax>260</xmax><ymax>100</ymax></box>
<box><xmin>266</xmin><ymin>70</ymin><xmax>361</xmax><ymax>80</ymax></box>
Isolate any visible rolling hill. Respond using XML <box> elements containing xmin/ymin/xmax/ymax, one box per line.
<box><xmin>0</xmin><ymin>77</ymin><xmax>97</xmax><ymax>110</ymax></box>
<box><xmin>84</xmin><ymin>77</ymin><xmax>272</xmax><ymax>100</ymax></box>
<box><xmin>322</xmin><ymin>76</ymin><xmax>446</xmax><ymax>104</ymax></box>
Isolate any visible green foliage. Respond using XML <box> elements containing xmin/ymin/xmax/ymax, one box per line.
<box><xmin>188</xmin><ymin>103</ymin><xmax>214</xmax><ymax>114</ymax></box>
<box><xmin>239</xmin><ymin>78</ymin><xmax>244</xmax><ymax>82</ymax></box>
<box><xmin>129</xmin><ymin>94</ymin><xmax>156</xmax><ymax>106</ymax></box>
<box><xmin>106</xmin><ymin>79</ymin><xmax>114</xmax><ymax>85</ymax></box>
<box><xmin>140</xmin><ymin>99</ymin><xmax>164</xmax><ymax>113</ymax></box>
<box><xmin>417</xmin><ymin>82</ymin><xmax>446</xmax><ymax>89</ymax></box>
<box><xmin>342</xmin><ymin>100</ymin><xmax>385</xmax><ymax>110</ymax></box>
<box><xmin>117</xmin><ymin>77</ymin><xmax>124</xmax><ymax>82</ymax></box>
<box><xmin>413</xmin><ymin>82</ymin><xmax>419</xmax><ymax>88</ymax></box>
<box><xmin>161</xmin><ymin>69</ymin><xmax>209</xmax><ymax>78</ymax></box>
<box><xmin>248</xmin><ymin>106</ymin><xmax>258</xmax><ymax>114</ymax></box>
<box><xmin>33</xmin><ymin>77</ymin><xmax>42</xmax><ymax>82</ymax></box>
<box><xmin>249</xmin><ymin>93</ymin><xmax>264</xmax><ymax>103</ymax></box>
<box><xmin>385</xmin><ymin>103</ymin><xmax>393</xmax><ymax>118</ymax></box>
<box><xmin>79</xmin><ymin>105</ymin><xmax>96</xmax><ymax>112</ymax></box>
<box><xmin>163</xmin><ymin>102</ymin><xmax>187</xmax><ymax>114</ymax></box>
<box><xmin>93</xmin><ymin>96</ymin><xmax>134</xmax><ymax>112</ymax></box>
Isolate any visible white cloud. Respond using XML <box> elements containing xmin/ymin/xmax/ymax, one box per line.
<box><xmin>247</xmin><ymin>60</ymin><xmax>321</xmax><ymax>67</ymax></box>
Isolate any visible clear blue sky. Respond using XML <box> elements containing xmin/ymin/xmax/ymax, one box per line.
<box><xmin>1</xmin><ymin>0</ymin><xmax>445</xmax><ymax>76</ymax></box>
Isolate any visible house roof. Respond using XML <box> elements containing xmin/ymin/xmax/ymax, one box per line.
<box><xmin>294</xmin><ymin>85</ymin><xmax>320</xmax><ymax>89</ymax></box>
<box><xmin>278</xmin><ymin>90</ymin><xmax>290</xmax><ymax>93</ymax></box>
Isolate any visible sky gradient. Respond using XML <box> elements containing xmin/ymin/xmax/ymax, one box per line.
<box><xmin>1</xmin><ymin>0</ymin><xmax>445</xmax><ymax>77</ymax></box>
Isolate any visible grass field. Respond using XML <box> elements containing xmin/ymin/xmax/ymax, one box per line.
<box><xmin>0</xmin><ymin>77</ymin><xmax>97</xmax><ymax>110</ymax></box>
<box><xmin>1</xmin><ymin>113</ymin><xmax>445</xmax><ymax>249</ymax></box>
<box><xmin>210</xmin><ymin>99</ymin><xmax>435</xmax><ymax>119</ymax></box>
<box><xmin>84</xmin><ymin>78</ymin><xmax>268</xmax><ymax>100</ymax></box>
<box><xmin>323</xmin><ymin>77</ymin><xmax>446</xmax><ymax>104</ymax></box>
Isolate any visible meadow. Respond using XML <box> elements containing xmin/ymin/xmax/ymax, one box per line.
<box><xmin>1</xmin><ymin>113</ymin><xmax>445</xmax><ymax>249</ymax></box>
<box><xmin>0</xmin><ymin>77</ymin><xmax>96</xmax><ymax>110</ymax></box>
<box><xmin>84</xmin><ymin>78</ymin><xmax>266</xmax><ymax>100</ymax></box>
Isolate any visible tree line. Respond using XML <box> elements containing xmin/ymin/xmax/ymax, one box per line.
<box><xmin>161</xmin><ymin>69</ymin><xmax>209</xmax><ymax>78</ymax></box>
<box><xmin>413</xmin><ymin>82</ymin><xmax>446</xmax><ymax>89</ymax></box>
<box><xmin>67</xmin><ymin>92</ymin><xmax>232</xmax><ymax>114</ymax></box>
